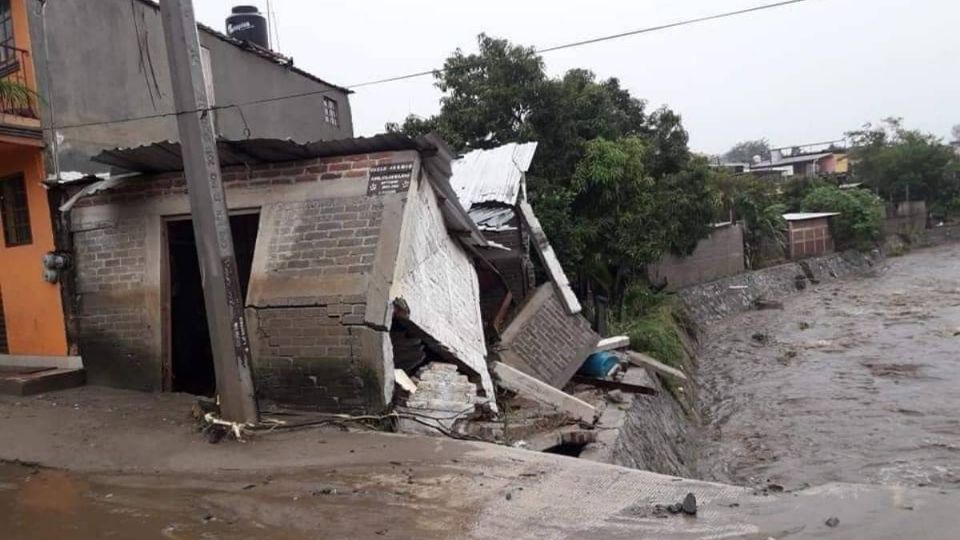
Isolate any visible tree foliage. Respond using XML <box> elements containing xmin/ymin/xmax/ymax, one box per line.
<box><xmin>802</xmin><ymin>186</ymin><xmax>884</xmax><ymax>249</ymax></box>
<box><xmin>388</xmin><ymin>34</ymin><xmax>710</xmax><ymax>306</ymax></box>
<box><xmin>709</xmin><ymin>173</ymin><xmax>786</xmax><ymax>268</ymax></box>
<box><xmin>848</xmin><ymin>118</ymin><xmax>959</xmax><ymax>203</ymax></box>
<box><xmin>723</xmin><ymin>139</ymin><xmax>771</xmax><ymax>163</ymax></box>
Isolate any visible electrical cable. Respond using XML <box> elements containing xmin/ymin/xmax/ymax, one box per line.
<box><xmin>47</xmin><ymin>0</ymin><xmax>812</xmax><ymax>132</ymax></box>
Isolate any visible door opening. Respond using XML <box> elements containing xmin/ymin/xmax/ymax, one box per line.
<box><xmin>166</xmin><ymin>213</ymin><xmax>259</xmax><ymax>396</ymax></box>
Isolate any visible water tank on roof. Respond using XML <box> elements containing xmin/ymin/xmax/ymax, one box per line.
<box><xmin>226</xmin><ymin>6</ymin><xmax>269</xmax><ymax>49</ymax></box>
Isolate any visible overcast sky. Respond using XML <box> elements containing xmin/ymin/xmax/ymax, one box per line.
<box><xmin>195</xmin><ymin>0</ymin><xmax>958</xmax><ymax>154</ymax></box>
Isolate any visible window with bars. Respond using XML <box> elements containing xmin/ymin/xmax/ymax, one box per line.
<box><xmin>0</xmin><ymin>0</ymin><xmax>14</xmax><ymax>69</ymax></box>
<box><xmin>0</xmin><ymin>174</ymin><xmax>32</xmax><ymax>247</ymax></box>
<box><xmin>323</xmin><ymin>96</ymin><xmax>339</xmax><ymax>127</ymax></box>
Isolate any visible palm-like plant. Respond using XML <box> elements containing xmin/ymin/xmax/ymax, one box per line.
<box><xmin>0</xmin><ymin>78</ymin><xmax>34</xmax><ymax>112</ymax></box>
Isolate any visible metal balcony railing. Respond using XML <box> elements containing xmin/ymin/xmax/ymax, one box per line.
<box><xmin>0</xmin><ymin>44</ymin><xmax>38</xmax><ymax>119</ymax></box>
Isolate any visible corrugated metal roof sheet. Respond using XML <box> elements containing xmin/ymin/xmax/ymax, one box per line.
<box><xmin>90</xmin><ymin>134</ymin><xmax>436</xmax><ymax>174</ymax></box>
<box><xmin>450</xmin><ymin>142</ymin><xmax>538</xmax><ymax>209</ymax></box>
<box><xmin>751</xmin><ymin>153</ymin><xmax>833</xmax><ymax>169</ymax></box>
<box><xmin>469</xmin><ymin>206</ymin><xmax>517</xmax><ymax>231</ymax></box>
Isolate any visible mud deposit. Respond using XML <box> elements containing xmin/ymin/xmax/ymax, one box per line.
<box><xmin>697</xmin><ymin>245</ymin><xmax>960</xmax><ymax>489</ymax></box>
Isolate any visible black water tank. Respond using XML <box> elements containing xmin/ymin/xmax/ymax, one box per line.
<box><xmin>226</xmin><ymin>5</ymin><xmax>269</xmax><ymax>49</ymax></box>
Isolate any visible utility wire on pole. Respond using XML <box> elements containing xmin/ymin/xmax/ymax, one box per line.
<box><xmin>159</xmin><ymin>0</ymin><xmax>259</xmax><ymax>424</ymax></box>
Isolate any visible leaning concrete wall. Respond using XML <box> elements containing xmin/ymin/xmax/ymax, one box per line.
<box><xmin>647</xmin><ymin>223</ymin><xmax>745</xmax><ymax>291</ymax></box>
<box><xmin>69</xmin><ymin>151</ymin><xmax>419</xmax><ymax>412</ymax></box>
<box><xmin>391</xmin><ymin>173</ymin><xmax>494</xmax><ymax>398</ymax></box>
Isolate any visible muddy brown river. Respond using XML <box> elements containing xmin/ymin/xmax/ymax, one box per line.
<box><xmin>697</xmin><ymin>245</ymin><xmax>960</xmax><ymax>489</ymax></box>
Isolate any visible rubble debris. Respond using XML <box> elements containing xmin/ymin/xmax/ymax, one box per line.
<box><xmin>682</xmin><ymin>493</ymin><xmax>698</xmax><ymax>515</ymax></box>
<box><xmin>626</xmin><ymin>351</ymin><xmax>688</xmax><ymax>382</ymax></box>
<box><xmin>594</xmin><ymin>336</ymin><xmax>630</xmax><ymax>353</ymax></box>
<box><xmin>397</xmin><ymin>363</ymin><xmax>479</xmax><ymax>436</ymax></box>
<box><xmin>825</xmin><ymin>517</ymin><xmax>840</xmax><ymax>528</ymax></box>
<box><xmin>751</xmin><ymin>332</ymin><xmax>770</xmax><ymax>344</ymax></box>
<box><xmin>491</xmin><ymin>362</ymin><xmax>597</xmax><ymax>424</ymax></box>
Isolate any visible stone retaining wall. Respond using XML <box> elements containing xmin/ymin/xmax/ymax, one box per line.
<box><xmin>677</xmin><ymin>251</ymin><xmax>877</xmax><ymax>326</ymax></box>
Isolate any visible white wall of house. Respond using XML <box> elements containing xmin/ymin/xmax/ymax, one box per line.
<box><xmin>391</xmin><ymin>174</ymin><xmax>494</xmax><ymax>400</ymax></box>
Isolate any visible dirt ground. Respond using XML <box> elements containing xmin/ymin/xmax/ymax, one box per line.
<box><xmin>698</xmin><ymin>244</ymin><xmax>960</xmax><ymax>490</ymax></box>
<box><xmin>3</xmin><ymin>385</ymin><xmax>960</xmax><ymax>538</ymax></box>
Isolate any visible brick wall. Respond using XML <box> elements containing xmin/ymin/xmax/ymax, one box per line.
<box><xmin>647</xmin><ymin>223</ymin><xmax>745</xmax><ymax>291</ymax></box>
<box><xmin>71</xmin><ymin>217</ymin><xmax>154</xmax><ymax>389</ymax></box>
<box><xmin>265</xmin><ymin>197</ymin><xmax>382</xmax><ymax>275</ymax></box>
<box><xmin>69</xmin><ymin>151</ymin><xmax>410</xmax><ymax>407</ymax></box>
<box><xmin>498</xmin><ymin>284</ymin><xmax>599</xmax><ymax>388</ymax></box>
<box><xmin>250</xmin><ymin>303</ymin><xmax>381</xmax><ymax>411</ymax></box>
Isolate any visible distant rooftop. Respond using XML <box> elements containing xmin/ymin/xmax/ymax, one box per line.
<box><xmin>783</xmin><ymin>212</ymin><xmax>841</xmax><ymax>221</ymax></box>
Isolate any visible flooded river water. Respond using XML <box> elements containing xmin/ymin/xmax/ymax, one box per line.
<box><xmin>697</xmin><ymin>245</ymin><xmax>960</xmax><ymax>489</ymax></box>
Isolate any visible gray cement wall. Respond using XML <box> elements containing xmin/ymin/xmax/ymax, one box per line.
<box><xmin>677</xmin><ymin>250</ymin><xmax>877</xmax><ymax>326</ymax></box>
<box><xmin>28</xmin><ymin>0</ymin><xmax>353</xmax><ymax>175</ymax></box>
<box><xmin>68</xmin><ymin>151</ymin><xmax>420</xmax><ymax>412</ymax></box>
<box><xmin>647</xmin><ymin>223</ymin><xmax>745</xmax><ymax>291</ymax></box>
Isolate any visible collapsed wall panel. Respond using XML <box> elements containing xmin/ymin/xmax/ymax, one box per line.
<box><xmin>497</xmin><ymin>283</ymin><xmax>599</xmax><ymax>389</ymax></box>
<box><xmin>390</xmin><ymin>173</ymin><xmax>494</xmax><ymax>400</ymax></box>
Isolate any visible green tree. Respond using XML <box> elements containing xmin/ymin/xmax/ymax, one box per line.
<box><xmin>848</xmin><ymin>118</ymin><xmax>959</xmax><ymax>203</ymax></box>
<box><xmin>709</xmin><ymin>173</ymin><xmax>786</xmax><ymax>267</ymax></box>
<box><xmin>802</xmin><ymin>186</ymin><xmax>884</xmax><ymax>249</ymax></box>
<box><xmin>723</xmin><ymin>139</ymin><xmax>771</xmax><ymax>163</ymax></box>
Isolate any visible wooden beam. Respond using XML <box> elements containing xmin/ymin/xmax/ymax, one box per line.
<box><xmin>594</xmin><ymin>336</ymin><xmax>630</xmax><ymax>353</ymax></box>
<box><xmin>572</xmin><ymin>368</ymin><xmax>658</xmax><ymax>396</ymax></box>
<box><xmin>626</xmin><ymin>351</ymin><xmax>688</xmax><ymax>382</ymax></box>
<box><xmin>491</xmin><ymin>362</ymin><xmax>597</xmax><ymax>424</ymax></box>
<box><xmin>519</xmin><ymin>202</ymin><xmax>582</xmax><ymax>315</ymax></box>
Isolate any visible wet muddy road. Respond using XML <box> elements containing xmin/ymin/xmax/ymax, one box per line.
<box><xmin>698</xmin><ymin>245</ymin><xmax>960</xmax><ymax>490</ymax></box>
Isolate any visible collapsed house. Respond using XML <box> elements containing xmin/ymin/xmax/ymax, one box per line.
<box><xmin>450</xmin><ymin>144</ymin><xmax>600</xmax><ymax>391</ymax></box>
<box><xmin>57</xmin><ymin>134</ymin><xmax>495</xmax><ymax>413</ymax></box>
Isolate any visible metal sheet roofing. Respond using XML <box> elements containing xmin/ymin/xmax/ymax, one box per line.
<box><xmin>751</xmin><ymin>153</ymin><xmax>833</xmax><ymax>169</ymax></box>
<box><xmin>783</xmin><ymin>212</ymin><xmax>841</xmax><ymax>221</ymax></box>
<box><xmin>450</xmin><ymin>142</ymin><xmax>538</xmax><ymax>209</ymax></box>
<box><xmin>90</xmin><ymin>134</ymin><xmax>436</xmax><ymax>174</ymax></box>
<box><xmin>468</xmin><ymin>206</ymin><xmax>517</xmax><ymax>231</ymax></box>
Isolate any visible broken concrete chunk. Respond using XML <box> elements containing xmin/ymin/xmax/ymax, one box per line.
<box><xmin>491</xmin><ymin>362</ymin><xmax>597</xmax><ymax>424</ymax></box>
<box><xmin>682</xmin><ymin>493</ymin><xmax>697</xmax><ymax>515</ymax></box>
<box><xmin>394</xmin><ymin>369</ymin><xmax>417</xmax><ymax>395</ymax></box>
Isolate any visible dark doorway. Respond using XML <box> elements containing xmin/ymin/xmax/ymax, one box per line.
<box><xmin>167</xmin><ymin>213</ymin><xmax>259</xmax><ymax>396</ymax></box>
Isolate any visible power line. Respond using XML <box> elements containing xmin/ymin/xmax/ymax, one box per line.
<box><xmin>48</xmin><ymin>0</ymin><xmax>812</xmax><ymax>132</ymax></box>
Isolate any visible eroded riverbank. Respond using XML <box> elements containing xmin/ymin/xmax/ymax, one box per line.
<box><xmin>696</xmin><ymin>244</ymin><xmax>960</xmax><ymax>489</ymax></box>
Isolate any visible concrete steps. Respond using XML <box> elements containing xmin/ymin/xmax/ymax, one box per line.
<box><xmin>0</xmin><ymin>355</ymin><xmax>86</xmax><ymax>396</ymax></box>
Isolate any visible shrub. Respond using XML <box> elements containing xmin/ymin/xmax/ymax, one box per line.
<box><xmin>801</xmin><ymin>186</ymin><xmax>884</xmax><ymax>249</ymax></box>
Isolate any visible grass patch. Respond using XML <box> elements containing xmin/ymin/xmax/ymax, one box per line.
<box><xmin>612</xmin><ymin>300</ymin><xmax>688</xmax><ymax>370</ymax></box>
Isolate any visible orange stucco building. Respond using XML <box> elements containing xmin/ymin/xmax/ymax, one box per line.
<box><xmin>0</xmin><ymin>0</ymin><xmax>68</xmax><ymax>356</ymax></box>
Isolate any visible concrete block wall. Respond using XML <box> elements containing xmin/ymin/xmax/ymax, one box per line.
<box><xmin>71</xmin><ymin>217</ymin><xmax>155</xmax><ymax>390</ymax></box>
<box><xmin>498</xmin><ymin>284</ymin><xmax>599</xmax><ymax>389</ymax></box>
<box><xmin>647</xmin><ymin>223</ymin><xmax>745</xmax><ymax>291</ymax></box>
<box><xmin>69</xmin><ymin>151</ymin><xmax>419</xmax><ymax>411</ymax></box>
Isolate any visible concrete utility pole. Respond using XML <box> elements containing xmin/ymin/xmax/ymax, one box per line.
<box><xmin>159</xmin><ymin>0</ymin><xmax>259</xmax><ymax>423</ymax></box>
